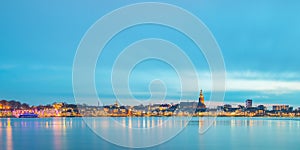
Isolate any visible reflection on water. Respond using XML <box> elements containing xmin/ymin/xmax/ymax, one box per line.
<box><xmin>0</xmin><ymin>117</ymin><xmax>300</xmax><ymax>149</ymax></box>
<box><xmin>99</xmin><ymin>117</ymin><xmax>189</xmax><ymax>129</ymax></box>
<box><xmin>193</xmin><ymin>117</ymin><xmax>300</xmax><ymax>127</ymax></box>
<box><xmin>53</xmin><ymin>118</ymin><xmax>65</xmax><ymax>150</ymax></box>
<box><xmin>84</xmin><ymin>117</ymin><xmax>191</xmax><ymax>147</ymax></box>
<box><xmin>6</xmin><ymin>118</ymin><xmax>13</xmax><ymax>150</ymax></box>
<box><xmin>94</xmin><ymin>117</ymin><xmax>189</xmax><ymax>130</ymax></box>
<box><xmin>0</xmin><ymin>117</ymin><xmax>299</xmax><ymax>129</ymax></box>
<box><xmin>0</xmin><ymin>118</ymin><xmax>87</xmax><ymax>150</ymax></box>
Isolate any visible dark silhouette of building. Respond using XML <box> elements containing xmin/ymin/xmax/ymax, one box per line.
<box><xmin>198</xmin><ymin>89</ymin><xmax>206</xmax><ymax>108</ymax></box>
<box><xmin>245</xmin><ymin>99</ymin><xmax>252</xmax><ymax>108</ymax></box>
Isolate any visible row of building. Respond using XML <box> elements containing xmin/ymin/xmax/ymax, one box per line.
<box><xmin>1</xmin><ymin>90</ymin><xmax>300</xmax><ymax>117</ymax></box>
<box><xmin>77</xmin><ymin>91</ymin><xmax>300</xmax><ymax>117</ymax></box>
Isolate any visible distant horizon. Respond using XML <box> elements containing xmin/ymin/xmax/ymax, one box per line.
<box><xmin>1</xmin><ymin>97</ymin><xmax>299</xmax><ymax>110</ymax></box>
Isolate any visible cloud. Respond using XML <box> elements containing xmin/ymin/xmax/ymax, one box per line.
<box><xmin>227</xmin><ymin>70</ymin><xmax>300</xmax><ymax>81</ymax></box>
<box><xmin>225</xmin><ymin>71</ymin><xmax>300</xmax><ymax>94</ymax></box>
<box><xmin>226</xmin><ymin>79</ymin><xmax>300</xmax><ymax>94</ymax></box>
<box><xmin>96</xmin><ymin>68</ymin><xmax>300</xmax><ymax>94</ymax></box>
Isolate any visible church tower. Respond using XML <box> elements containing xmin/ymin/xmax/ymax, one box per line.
<box><xmin>199</xmin><ymin>89</ymin><xmax>204</xmax><ymax>104</ymax></box>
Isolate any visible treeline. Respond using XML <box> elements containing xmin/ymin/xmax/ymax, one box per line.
<box><xmin>0</xmin><ymin>99</ymin><xmax>80</xmax><ymax>110</ymax></box>
<box><xmin>0</xmin><ymin>100</ymin><xmax>30</xmax><ymax>109</ymax></box>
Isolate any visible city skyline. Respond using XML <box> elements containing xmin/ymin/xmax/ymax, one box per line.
<box><xmin>1</xmin><ymin>89</ymin><xmax>299</xmax><ymax>110</ymax></box>
<box><xmin>1</xmin><ymin>90</ymin><xmax>300</xmax><ymax>118</ymax></box>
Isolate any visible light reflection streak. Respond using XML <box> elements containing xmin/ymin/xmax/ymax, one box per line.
<box><xmin>158</xmin><ymin>118</ymin><xmax>163</xmax><ymax>128</ymax></box>
<box><xmin>142</xmin><ymin>117</ymin><xmax>146</xmax><ymax>128</ymax></box>
<box><xmin>128</xmin><ymin>117</ymin><xmax>133</xmax><ymax>147</ymax></box>
<box><xmin>268</xmin><ymin>120</ymin><xmax>272</xmax><ymax>127</ymax></box>
<box><xmin>151</xmin><ymin>118</ymin><xmax>155</xmax><ymax>128</ymax></box>
<box><xmin>52</xmin><ymin>118</ymin><xmax>65</xmax><ymax>150</ymax></box>
<box><xmin>46</xmin><ymin>121</ymin><xmax>49</xmax><ymax>129</ymax></box>
<box><xmin>121</xmin><ymin>117</ymin><xmax>126</xmax><ymax>127</ymax></box>
<box><xmin>128</xmin><ymin>117</ymin><xmax>132</xmax><ymax>129</ymax></box>
<box><xmin>69</xmin><ymin>118</ymin><xmax>73</xmax><ymax>129</ymax></box>
<box><xmin>257</xmin><ymin>119</ymin><xmax>263</xmax><ymax>126</ymax></box>
<box><xmin>249</xmin><ymin>119</ymin><xmax>254</xmax><ymax>127</ymax></box>
<box><xmin>0</xmin><ymin>120</ymin><xmax>1</xmax><ymax>139</ymax></box>
<box><xmin>89</xmin><ymin>117</ymin><xmax>191</xmax><ymax>147</ymax></box>
<box><xmin>199</xmin><ymin>117</ymin><xmax>204</xmax><ymax>131</ymax></box>
<box><xmin>100</xmin><ymin>118</ymin><xmax>109</xmax><ymax>129</ymax></box>
<box><xmin>231</xmin><ymin>119</ymin><xmax>235</xmax><ymax>128</ymax></box>
<box><xmin>6</xmin><ymin>118</ymin><xmax>13</xmax><ymax>150</ymax></box>
<box><xmin>236</xmin><ymin>119</ymin><xmax>241</xmax><ymax>126</ymax></box>
<box><xmin>1</xmin><ymin>117</ymin><xmax>300</xmax><ymax>150</ymax></box>
<box><xmin>137</xmin><ymin>118</ymin><xmax>140</xmax><ymax>128</ymax></box>
<box><xmin>147</xmin><ymin>117</ymin><xmax>150</xmax><ymax>128</ymax></box>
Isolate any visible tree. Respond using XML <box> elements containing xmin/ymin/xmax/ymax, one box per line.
<box><xmin>21</xmin><ymin>103</ymin><xmax>30</xmax><ymax>109</ymax></box>
<box><xmin>8</xmin><ymin>100</ymin><xmax>21</xmax><ymax>109</ymax></box>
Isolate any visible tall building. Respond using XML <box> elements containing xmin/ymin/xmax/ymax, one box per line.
<box><xmin>199</xmin><ymin>89</ymin><xmax>204</xmax><ymax>104</ymax></box>
<box><xmin>245</xmin><ymin>99</ymin><xmax>252</xmax><ymax>108</ymax></box>
<box><xmin>272</xmin><ymin>105</ymin><xmax>289</xmax><ymax>111</ymax></box>
<box><xmin>198</xmin><ymin>89</ymin><xmax>206</xmax><ymax>108</ymax></box>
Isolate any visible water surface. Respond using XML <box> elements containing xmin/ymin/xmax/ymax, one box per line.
<box><xmin>1</xmin><ymin>117</ymin><xmax>299</xmax><ymax>150</ymax></box>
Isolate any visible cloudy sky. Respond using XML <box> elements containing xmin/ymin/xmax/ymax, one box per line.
<box><xmin>1</xmin><ymin>0</ymin><xmax>300</xmax><ymax>106</ymax></box>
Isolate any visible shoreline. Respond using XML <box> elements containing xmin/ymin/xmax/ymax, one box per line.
<box><xmin>1</xmin><ymin>115</ymin><xmax>300</xmax><ymax>118</ymax></box>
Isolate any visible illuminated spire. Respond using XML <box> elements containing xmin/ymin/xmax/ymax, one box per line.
<box><xmin>199</xmin><ymin>89</ymin><xmax>204</xmax><ymax>104</ymax></box>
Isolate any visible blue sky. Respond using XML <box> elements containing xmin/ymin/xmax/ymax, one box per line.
<box><xmin>1</xmin><ymin>0</ymin><xmax>300</xmax><ymax>107</ymax></box>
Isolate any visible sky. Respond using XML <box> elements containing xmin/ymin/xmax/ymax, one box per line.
<box><xmin>1</xmin><ymin>0</ymin><xmax>300</xmax><ymax>107</ymax></box>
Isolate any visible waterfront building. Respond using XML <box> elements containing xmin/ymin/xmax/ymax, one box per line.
<box><xmin>288</xmin><ymin>106</ymin><xmax>293</xmax><ymax>112</ymax></box>
<box><xmin>272</xmin><ymin>105</ymin><xmax>289</xmax><ymax>111</ymax></box>
<box><xmin>119</xmin><ymin>106</ymin><xmax>128</xmax><ymax>114</ymax></box>
<box><xmin>223</xmin><ymin>104</ymin><xmax>232</xmax><ymax>110</ymax></box>
<box><xmin>179</xmin><ymin>102</ymin><xmax>198</xmax><ymax>109</ymax></box>
<box><xmin>198</xmin><ymin>90</ymin><xmax>206</xmax><ymax>108</ymax></box>
<box><xmin>245</xmin><ymin>99</ymin><xmax>252</xmax><ymax>108</ymax></box>
<box><xmin>257</xmin><ymin>105</ymin><xmax>266</xmax><ymax>110</ymax></box>
<box><xmin>159</xmin><ymin>104</ymin><xmax>171</xmax><ymax>111</ymax></box>
<box><xmin>238</xmin><ymin>105</ymin><xmax>245</xmax><ymax>110</ymax></box>
<box><xmin>217</xmin><ymin>106</ymin><xmax>224</xmax><ymax>111</ymax></box>
<box><xmin>52</xmin><ymin>102</ymin><xmax>64</xmax><ymax>110</ymax></box>
<box><xmin>256</xmin><ymin>105</ymin><xmax>266</xmax><ymax>115</ymax></box>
